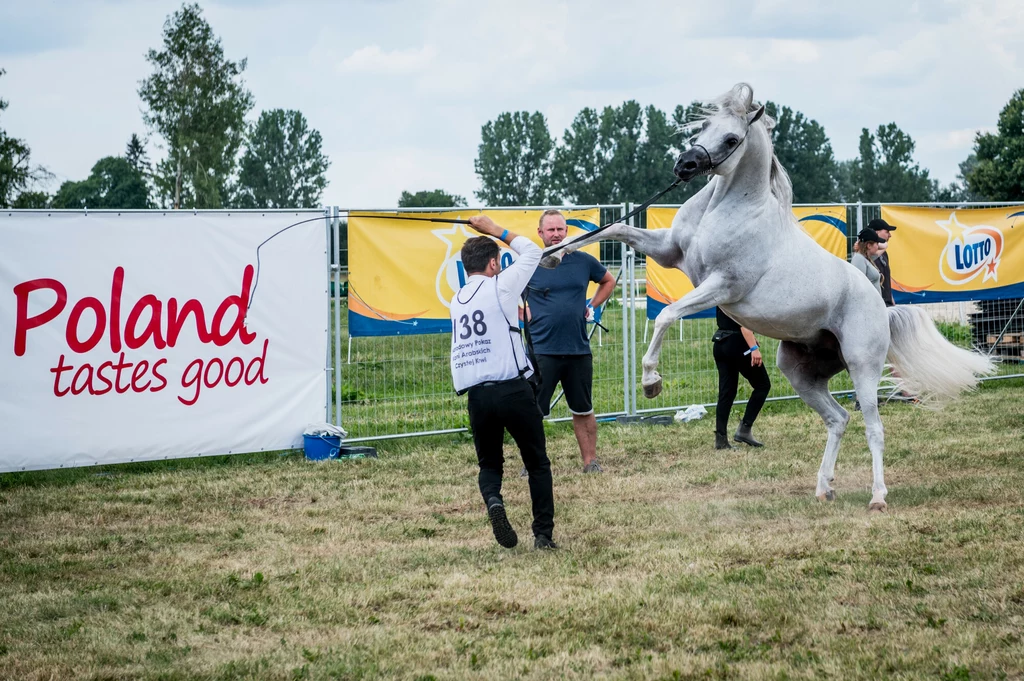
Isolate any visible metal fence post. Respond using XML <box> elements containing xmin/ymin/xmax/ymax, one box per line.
<box><xmin>621</xmin><ymin>236</ymin><xmax>630</xmax><ymax>416</ymax></box>
<box><xmin>856</xmin><ymin>201</ymin><xmax>863</xmax><ymax>234</ymax></box>
<box><xmin>627</xmin><ymin>203</ymin><xmax>638</xmax><ymax>416</ymax></box>
<box><xmin>332</xmin><ymin>206</ymin><xmax>343</xmax><ymax>428</ymax></box>
<box><xmin>323</xmin><ymin>206</ymin><xmax>333</xmax><ymax>423</ymax></box>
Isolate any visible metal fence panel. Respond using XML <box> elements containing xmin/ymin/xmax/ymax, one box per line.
<box><xmin>334</xmin><ymin>205</ymin><xmax>630</xmax><ymax>441</ymax></box>
<box><xmin>332</xmin><ymin>202</ymin><xmax>1024</xmax><ymax>440</ymax></box>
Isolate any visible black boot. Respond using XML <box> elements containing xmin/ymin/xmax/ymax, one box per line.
<box><xmin>733</xmin><ymin>421</ymin><xmax>764</xmax><ymax>447</ymax></box>
<box><xmin>715</xmin><ymin>431</ymin><xmax>735</xmax><ymax>450</ymax></box>
<box><xmin>487</xmin><ymin>497</ymin><xmax>518</xmax><ymax>549</ymax></box>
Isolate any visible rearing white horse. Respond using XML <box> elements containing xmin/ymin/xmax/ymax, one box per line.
<box><xmin>545</xmin><ymin>83</ymin><xmax>994</xmax><ymax>511</ymax></box>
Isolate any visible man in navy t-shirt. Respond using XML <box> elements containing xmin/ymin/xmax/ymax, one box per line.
<box><xmin>526</xmin><ymin>210</ymin><xmax>616</xmax><ymax>473</ymax></box>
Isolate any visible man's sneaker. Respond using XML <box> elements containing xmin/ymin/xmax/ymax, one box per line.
<box><xmin>582</xmin><ymin>460</ymin><xmax>603</xmax><ymax>474</ymax></box>
<box><xmin>486</xmin><ymin>498</ymin><xmax>518</xmax><ymax>549</ymax></box>
<box><xmin>535</xmin><ymin>535</ymin><xmax>559</xmax><ymax>550</ymax></box>
<box><xmin>519</xmin><ymin>466</ymin><xmax>529</xmax><ymax>479</ymax></box>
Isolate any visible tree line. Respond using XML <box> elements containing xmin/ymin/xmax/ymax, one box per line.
<box><xmin>468</xmin><ymin>92</ymin><xmax>1024</xmax><ymax>208</ymax></box>
<box><xmin>0</xmin><ymin>3</ymin><xmax>329</xmax><ymax>211</ymax></box>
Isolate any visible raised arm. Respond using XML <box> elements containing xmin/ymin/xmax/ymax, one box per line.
<box><xmin>466</xmin><ymin>215</ymin><xmax>540</xmax><ymax>298</ymax></box>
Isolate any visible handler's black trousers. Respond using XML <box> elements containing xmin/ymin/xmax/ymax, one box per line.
<box><xmin>467</xmin><ymin>378</ymin><xmax>554</xmax><ymax>539</ymax></box>
<box><xmin>713</xmin><ymin>335</ymin><xmax>772</xmax><ymax>437</ymax></box>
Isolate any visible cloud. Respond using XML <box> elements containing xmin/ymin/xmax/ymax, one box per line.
<box><xmin>338</xmin><ymin>45</ymin><xmax>436</xmax><ymax>75</ymax></box>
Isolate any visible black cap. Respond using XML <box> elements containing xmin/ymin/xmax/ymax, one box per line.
<box><xmin>867</xmin><ymin>217</ymin><xmax>895</xmax><ymax>232</ymax></box>
<box><xmin>857</xmin><ymin>227</ymin><xmax>885</xmax><ymax>244</ymax></box>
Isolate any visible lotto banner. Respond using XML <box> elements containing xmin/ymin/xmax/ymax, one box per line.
<box><xmin>348</xmin><ymin>209</ymin><xmax>602</xmax><ymax>336</ymax></box>
<box><xmin>882</xmin><ymin>206</ymin><xmax>1024</xmax><ymax>303</ymax></box>
<box><xmin>644</xmin><ymin>205</ymin><xmax>848</xmax><ymax>319</ymax></box>
<box><xmin>0</xmin><ymin>211</ymin><xmax>328</xmax><ymax>472</ymax></box>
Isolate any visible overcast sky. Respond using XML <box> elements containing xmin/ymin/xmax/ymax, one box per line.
<box><xmin>1</xmin><ymin>0</ymin><xmax>1022</xmax><ymax>207</ymax></box>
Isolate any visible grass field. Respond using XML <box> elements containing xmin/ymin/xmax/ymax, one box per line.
<box><xmin>2</xmin><ymin>379</ymin><xmax>1023</xmax><ymax>680</ymax></box>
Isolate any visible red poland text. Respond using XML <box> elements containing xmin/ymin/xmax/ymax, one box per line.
<box><xmin>12</xmin><ymin>265</ymin><xmax>269</xmax><ymax>405</ymax></box>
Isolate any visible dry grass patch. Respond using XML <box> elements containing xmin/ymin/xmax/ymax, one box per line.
<box><xmin>1</xmin><ymin>379</ymin><xmax>1023</xmax><ymax>680</ymax></box>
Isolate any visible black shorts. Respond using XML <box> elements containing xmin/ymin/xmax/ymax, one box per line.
<box><xmin>535</xmin><ymin>354</ymin><xmax>593</xmax><ymax>416</ymax></box>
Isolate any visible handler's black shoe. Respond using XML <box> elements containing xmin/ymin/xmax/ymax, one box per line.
<box><xmin>534</xmin><ymin>535</ymin><xmax>559</xmax><ymax>550</ymax></box>
<box><xmin>487</xmin><ymin>498</ymin><xmax>518</xmax><ymax>549</ymax></box>
<box><xmin>733</xmin><ymin>422</ymin><xmax>764</xmax><ymax>447</ymax></box>
<box><xmin>715</xmin><ymin>432</ymin><xmax>735</xmax><ymax>450</ymax></box>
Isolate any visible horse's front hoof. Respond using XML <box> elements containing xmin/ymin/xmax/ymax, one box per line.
<box><xmin>817</xmin><ymin>490</ymin><xmax>836</xmax><ymax>502</ymax></box>
<box><xmin>868</xmin><ymin>501</ymin><xmax>887</xmax><ymax>513</ymax></box>
<box><xmin>642</xmin><ymin>379</ymin><xmax>663</xmax><ymax>399</ymax></box>
<box><xmin>538</xmin><ymin>255</ymin><xmax>562</xmax><ymax>269</ymax></box>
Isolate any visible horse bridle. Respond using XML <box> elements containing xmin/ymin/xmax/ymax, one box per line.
<box><xmin>542</xmin><ymin>103</ymin><xmax>767</xmax><ymax>258</ymax></box>
<box><xmin>688</xmin><ymin>104</ymin><xmax>766</xmax><ymax>176</ymax></box>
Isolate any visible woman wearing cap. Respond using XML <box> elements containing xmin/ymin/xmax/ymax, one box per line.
<box><xmin>851</xmin><ymin>227</ymin><xmax>886</xmax><ymax>298</ymax></box>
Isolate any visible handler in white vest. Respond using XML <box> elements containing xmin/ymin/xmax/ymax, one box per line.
<box><xmin>451</xmin><ymin>215</ymin><xmax>557</xmax><ymax>551</ymax></box>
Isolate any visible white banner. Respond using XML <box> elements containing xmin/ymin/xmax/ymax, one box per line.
<box><xmin>0</xmin><ymin>211</ymin><xmax>328</xmax><ymax>472</ymax></box>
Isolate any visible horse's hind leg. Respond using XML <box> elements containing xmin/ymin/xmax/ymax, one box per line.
<box><xmin>777</xmin><ymin>341</ymin><xmax>849</xmax><ymax>501</ymax></box>
<box><xmin>846</xmin><ymin>357</ymin><xmax>888</xmax><ymax>512</ymax></box>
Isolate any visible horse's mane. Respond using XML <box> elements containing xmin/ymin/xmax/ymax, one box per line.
<box><xmin>682</xmin><ymin>83</ymin><xmax>794</xmax><ymax>215</ymax></box>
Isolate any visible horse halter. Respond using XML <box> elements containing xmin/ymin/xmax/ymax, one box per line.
<box><xmin>687</xmin><ymin>104</ymin><xmax>766</xmax><ymax>175</ymax></box>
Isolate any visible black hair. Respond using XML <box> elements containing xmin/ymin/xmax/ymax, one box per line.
<box><xmin>461</xmin><ymin>236</ymin><xmax>499</xmax><ymax>274</ymax></box>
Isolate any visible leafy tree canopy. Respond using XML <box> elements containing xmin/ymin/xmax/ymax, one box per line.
<box><xmin>397</xmin><ymin>189</ymin><xmax>467</xmax><ymax>208</ymax></box>
<box><xmin>51</xmin><ymin>156</ymin><xmax>151</xmax><ymax>209</ymax></box>
<box><xmin>965</xmin><ymin>88</ymin><xmax>1024</xmax><ymax>200</ymax></box>
<box><xmin>233</xmin><ymin>109</ymin><xmax>330</xmax><ymax>209</ymax></box>
<box><xmin>138</xmin><ymin>3</ymin><xmax>253</xmax><ymax>209</ymax></box>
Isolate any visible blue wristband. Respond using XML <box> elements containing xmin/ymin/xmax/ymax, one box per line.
<box><xmin>500</xmin><ymin>229</ymin><xmax>509</xmax><ymax>241</ymax></box>
<box><xmin>744</xmin><ymin>344</ymin><xmax>759</xmax><ymax>356</ymax></box>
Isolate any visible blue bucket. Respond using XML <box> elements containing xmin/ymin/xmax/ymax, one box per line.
<box><xmin>303</xmin><ymin>434</ymin><xmax>341</xmax><ymax>461</ymax></box>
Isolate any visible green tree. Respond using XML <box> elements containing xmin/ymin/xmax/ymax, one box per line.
<box><xmin>138</xmin><ymin>3</ymin><xmax>253</xmax><ymax>209</ymax></box>
<box><xmin>845</xmin><ymin>124</ymin><xmax>937</xmax><ymax>202</ymax></box>
<box><xmin>397</xmin><ymin>189</ymin><xmax>467</xmax><ymax>208</ymax></box>
<box><xmin>0</xmin><ymin>68</ymin><xmax>50</xmax><ymax>208</ymax></box>
<box><xmin>125</xmin><ymin>133</ymin><xmax>150</xmax><ymax>175</ymax></box>
<box><xmin>552</xmin><ymin>101</ymin><xmax>688</xmax><ymax>206</ymax></box>
<box><xmin>233</xmin><ymin>109</ymin><xmax>330</xmax><ymax>208</ymax></box>
<box><xmin>51</xmin><ymin>156</ymin><xmax>151</xmax><ymax>209</ymax></box>
<box><xmin>474</xmin><ymin>111</ymin><xmax>553</xmax><ymax>206</ymax></box>
<box><xmin>965</xmin><ymin>89</ymin><xmax>1024</xmax><ymax>200</ymax></box>
<box><xmin>12</xmin><ymin>191</ymin><xmax>49</xmax><ymax>208</ymax></box>
<box><xmin>764</xmin><ymin>102</ymin><xmax>838</xmax><ymax>203</ymax></box>
<box><xmin>550</xmin><ymin>107</ymin><xmax>608</xmax><ymax>204</ymax></box>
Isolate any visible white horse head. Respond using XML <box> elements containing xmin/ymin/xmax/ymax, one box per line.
<box><xmin>675</xmin><ymin>83</ymin><xmax>793</xmax><ymax>217</ymax></box>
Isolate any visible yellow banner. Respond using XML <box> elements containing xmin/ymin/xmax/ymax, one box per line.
<box><xmin>644</xmin><ymin>205</ymin><xmax>848</xmax><ymax>318</ymax></box>
<box><xmin>348</xmin><ymin>209</ymin><xmax>602</xmax><ymax>336</ymax></box>
<box><xmin>881</xmin><ymin>205</ymin><xmax>1024</xmax><ymax>303</ymax></box>
<box><xmin>793</xmin><ymin>205</ymin><xmax>848</xmax><ymax>260</ymax></box>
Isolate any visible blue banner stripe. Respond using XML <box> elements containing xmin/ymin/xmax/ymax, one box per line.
<box><xmin>893</xmin><ymin>281</ymin><xmax>1024</xmax><ymax>305</ymax></box>
<box><xmin>348</xmin><ymin>311</ymin><xmax>452</xmax><ymax>337</ymax></box>
<box><xmin>566</xmin><ymin>219</ymin><xmax>600</xmax><ymax>232</ymax></box>
<box><xmin>798</xmin><ymin>215</ymin><xmax>847</xmax><ymax>233</ymax></box>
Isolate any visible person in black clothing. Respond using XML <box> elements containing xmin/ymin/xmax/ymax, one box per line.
<box><xmin>713</xmin><ymin>307</ymin><xmax>772</xmax><ymax>449</ymax></box>
<box><xmin>449</xmin><ymin>215</ymin><xmax>558</xmax><ymax>551</ymax></box>
<box><xmin>867</xmin><ymin>217</ymin><xmax>896</xmax><ymax>307</ymax></box>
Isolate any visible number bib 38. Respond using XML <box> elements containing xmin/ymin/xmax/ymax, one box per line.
<box><xmin>450</xmin><ymin>278</ymin><xmax>529</xmax><ymax>394</ymax></box>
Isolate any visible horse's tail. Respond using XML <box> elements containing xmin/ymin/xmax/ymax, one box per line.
<box><xmin>886</xmin><ymin>305</ymin><xmax>995</xmax><ymax>405</ymax></box>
